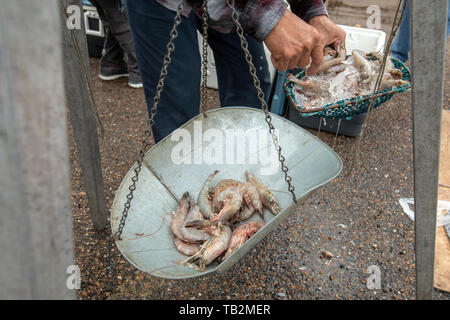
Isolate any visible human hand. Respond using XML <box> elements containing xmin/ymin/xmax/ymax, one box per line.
<box><xmin>264</xmin><ymin>10</ymin><xmax>323</xmax><ymax>73</ymax></box>
<box><xmin>308</xmin><ymin>15</ymin><xmax>346</xmax><ymax>55</ymax></box>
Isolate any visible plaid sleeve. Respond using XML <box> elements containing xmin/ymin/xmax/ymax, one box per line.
<box><xmin>234</xmin><ymin>0</ymin><xmax>289</xmax><ymax>41</ymax></box>
<box><xmin>188</xmin><ymin>0</ymin><xmax>288</xmax><ymax>41</ymax></box>
<box><xmin>288</xmin><ymin>0</ymin><xmax>328</xmax><ymax>22</ymax></box>
<box><xmin>188</xmin><ymin>0</ymin><xmax>327</xmax><ymax>41</ymax></box>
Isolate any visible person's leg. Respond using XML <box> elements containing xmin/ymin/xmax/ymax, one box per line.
<box><xmin>206</xmin><ymin>28</ymin><xmax>272</xmax><ymax>108</ymax></box>
<box><xmin>391</xmin><ymin>1</ymin><xmax>410</xmax><ymax>62</ymax></box>
<box><xmin>91</xmin><ymin>0</ymin><xmax>141</xmax><ymax>84</ymax></box>
<box><xmin>99</xmin><ymin>26</ymin><xmax>129</xmax><ymax>79</ymax></box>
<box><xmin>90</xmin><ymin>0</ymin><xmax>128</xmax><ymax>79</ymax></box>
<box><xmin>126</xmin><ymin>0</ymin><xmax>201</xmax><ymax>143</ymax></box>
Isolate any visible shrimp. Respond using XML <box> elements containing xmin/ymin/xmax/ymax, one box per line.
<box><xmin>185</xmin><ymin>203</ymin><xmax>204</xmax><ymax>224</ymax></box>
<box><xmin>288</xmin><ymin>74</ymin><xmax>330</xmax><ymax>97</ymax></box>
<box><xmin>245</xmin><ymin>170</ymin><xmax>281</xmax><ymax>215</ymax></box>
<box><xmin>211</xmin><ymin>189</ymin><xmax>243</xmax><ymax>223</ymax></box>
<box><xmin>379</xmin><ymin>79</ymin><xmax>409</xmax><ymax>90</ymax></box>
<box><xmin>212</xmin><ymin>179</ymin><xmax>241</xmax><ymax>212</ymax></box>
<box><xmin>182</xmin><ymin>223</ymin><xmax>232</xmax><ymax>270</ymax></box>
<box><xmin>352</xmin><ymin>50</ymin><xmax>373</xmax><ymax>81</ymax></box>
<box><xmin>170</xmin><ymin>192</ymin><xmax>191</xmax><ymax>241</ymax></box>
<box><xmin>318</xmin><ymin>43</ymin><xmax>346</xmax><ymax>74</ymax></box>
<box><xmin>318</xmin><ymin>57</ymin><xmax>343</xmax><ymax>74</ymax></box>
<box><xmin>325</xmin><ymin>63</ymin><xmax>347</xmax><ymax>75</ymax></box>
<box><xmin>174</xmin><ymin>237</ymin><xmax>201</xmax><ymax>256</ymax></box>
<box><xmin>239</xmin><ymin>205</ymin><xmax>255</xmax><ymax>221</ymax></box>
<box><xmin>198</xmin><ymin>170</ymin><xmax>219</xmax><ymax>219</ymax></box>
<box><xmin>242</xmin><ymin>183</ymin><xmax>263</xmax><ymax>214</ymax></box>
<box><xmin>366</xmin><ymin>51</ymin><xmax>395</xmax><ymax>73</ymax></box>
<box><xmin>180</xmin><ymin>205</ymin><xmax>211</xmax><ymax>243</ymax></box>
<box><xmin>170</xmin><ymin>193</ymin><xmax>211</xmax><ymax>243</ymax></box>
<box><xmin>240</xmin><ymin>182</ymin><xmax>263</xmax><ymax>219</ymax></box>
<box><xmin>210</xmin><ymin>179</ymin><xmax>247</xmax><ymax>223</ymax></box>
<box><xmin>224</xmin><ymin>221</ymin><xmax>265</xmax><ymax>259</ymax></box>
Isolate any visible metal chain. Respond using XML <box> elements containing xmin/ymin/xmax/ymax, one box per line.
<box><xmin>226</xmin><ymin>0</ymin><xmax>297</xmax><ymax>203</ymax></box>
<box><xmin>200</xmin><ymin>0</ymin><xmax>209</xmax><ymax>116</ymax></box>
<box><xmin>114</xmin><ymin>0</ymin><xmax>185</xmax><ymax>240</ymax></box>
<box><xmin>346</xmin><ymin>0</ymin><xmax>408</xmax><ymax>177</ymax></box>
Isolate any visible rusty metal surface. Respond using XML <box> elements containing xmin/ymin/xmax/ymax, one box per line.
<box><xmin>110</xmin><ymin>107</ymin><xmax>342</xmax><ymax>279</ymax></box>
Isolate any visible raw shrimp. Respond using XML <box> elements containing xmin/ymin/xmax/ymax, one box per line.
<box><xmin>171</xmin><ymin>193</ymin><xmax>211</xmax><ymax>243</ymax></box>
<box><xmin>212</xmin><ymin>179</ymin><xmax>241</xmax><ymax>212</ymax></box>
<box><xmin>224</xmin><ymin>221</ymin><xmax>265</xmax><ymax>259</ymax></box>
<box><xmin>239</xmin><ymin>205</ymin><xmax>255</xmax><ymax>221</ymax></box>
<box><xmin>245</xmin><ymin>170</ymin><xmax>281</xmax><ymax>215</ymax></box>
<box><xmin>240</xmin><ymin>182</ymin><xmax>263</xmax><ymax>219</ymax></box>
<box><xmin>174</xmin><ymin>237</ymin><xmax>201</xmax><ymax>256</ymax></box>
<box><xmin>198</xmin><ymin>170</ymin><xmax>219</xmax><ymax>219</ymax></box>
<box><xmin>180</xmin><ymin>204</ymin><xmax>211</xmax><ymax>243</ymax></box>
<box><xmin>380</xmin><ymin>79</ymin><xmax>409</xmax><ymax>90</ymax></box>
<box><xmin>170</xmin><ymin>192</ymin><xmax>191</xmax><ymax>241</ymax></box>
<box><xmin>185</xmin><ymin>203</ymin><xmax>204</xmax><ymax>224</ymax></box>
<box><xmin>287</xmin><ymin>74</ymin><xmax>330</xmax><ymax>97</ymax></box>
<box><xmin>182</xmin><ymin>223</ymin><xmax>232</xmax><ymax>270</ymax></box>
<box><xmin>210</xmin><ymin>179</ymin><xmax>244</xmax><ymax>223</ymax></box>
<box><xmin>352</xmin><ymin>50</ymin><xmax>373</xmax><ymax>81</ymax></box>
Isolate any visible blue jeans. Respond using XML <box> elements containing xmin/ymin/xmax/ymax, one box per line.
<box><xmin>125</xmin><ymin>0</ymin><xmax>271</xmax><ymax>143</ymax></box>
<box><xmin>392</xmin><ymin>1</ymin><xmax>450</xmax><ymax>62</ymax></box>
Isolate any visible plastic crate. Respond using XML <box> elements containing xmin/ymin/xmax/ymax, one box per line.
<box><xmin>287</xmin><ymin>106</ymin><xmax>367</xmax><ymax>137</ymax></box>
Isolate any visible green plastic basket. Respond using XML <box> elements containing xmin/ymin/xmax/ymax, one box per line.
<box><xmin>283</xmin><ymin>57</ymin><xmax>411</xmax><ymax>119</ymax></box>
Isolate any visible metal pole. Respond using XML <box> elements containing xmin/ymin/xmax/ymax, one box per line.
<box><xmin>0</xmin><ymin>0</ymin><xmax>75</xmax><ymax>299</ymax></box>
<box><xmin>411</xmin><ymin>0</ymin><xmax>448</xmax><ymax>300</ymax></box>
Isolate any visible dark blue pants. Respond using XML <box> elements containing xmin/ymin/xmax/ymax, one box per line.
<box><xmin>125</xmin><ymin>0</ymin><xmax>271</xmax><ymax>143</ymax></box>
<box><xmin>392</xmin><ymin>1</ymin><xmax>450</xmax><ymax>62</ymax></box>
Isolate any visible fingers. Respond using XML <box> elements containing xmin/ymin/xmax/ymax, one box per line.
<box><xmin>273</xmin><ymin>54</ymin><xmax>313</xmax><ymax>72</ymax></box>
<box><xmin>273</xmin><ymin>50</ymin><xmax>317</xmax><ymax>72</ymax></box>
<box><xmin>264</xmin><ymin>10</ymin><xmax>323</xmax><ymax>72</ymax></box>
<box><xmin>295</xmin><ymin>55</ymin><xmax>312</xmax><ymax>70</ymax></box>
<box><xmin>271</xmin><ymin>55</ymin><xmax>288</xmax><ymax>72</ymax></box>
<box><xmin>272</xmin><ymin>53</ymin><xmax>310</xmax><ymax>71</ymax></box>
<box><xmin>306</xmin><ymin>45</ymin><xmax>324</xmax><ymax>75</ymax></box>
<box><xmin>333</xmin><ymin>40</ymin><xmax>342</xmax><ymax>50</ymax></box>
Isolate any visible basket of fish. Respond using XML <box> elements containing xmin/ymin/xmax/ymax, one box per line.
<box><xmin>284</xmin><ymin>45</ymin><xmax>411</xmax><ymax>119</ymax></box>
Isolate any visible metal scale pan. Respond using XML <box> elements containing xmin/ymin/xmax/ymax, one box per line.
<box><xmin>110</xmin><ymin>107</ymin><xmax>342</xmax><ymax>279</ymax></box>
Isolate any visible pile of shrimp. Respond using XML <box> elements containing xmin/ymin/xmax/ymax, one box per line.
<box><xmin>288</xmin><ymin>43</ymin><xmax>409</xmax><ymax>110</ymax></box>
<box><xmin>170</xmin><ymin>170</ymin><xmax>281</xmax><ymax>271</ymax></box>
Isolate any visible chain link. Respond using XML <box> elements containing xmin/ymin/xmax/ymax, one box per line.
<box><xmin>225</xmin><ymin>0</ymin><xmax>297</xmax><ymax>203</ymax></box>
<box><xmin>200</xmin><ymin>0</ymin><xmax>209</xmax><ymax>116</ymax></box>
<box><xmin>114</xmin><ymin>0</ymin><xmax>186</xmax><ymax>240</ymax></box>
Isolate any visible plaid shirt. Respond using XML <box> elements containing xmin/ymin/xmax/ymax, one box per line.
<box><xmin>156</xmin><ymin>0</ymin><xmax>328</xmax><ymax>41</ymax></box>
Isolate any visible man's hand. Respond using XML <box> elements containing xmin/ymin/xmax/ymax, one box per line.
<box><xmin>308</xmin><ymin>15</ymin><xmax>346</xmax><ymax>73</ymax></box>
<box><xmin>264</xmin><ymin>10</ymin><xmax>323</xmax><ymax>72</ymax></box>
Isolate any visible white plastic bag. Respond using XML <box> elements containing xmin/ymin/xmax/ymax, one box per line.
<box><xmin>399</xmin><ymin>198</ymin><xmax>450</xmax><ymax>227</ymax></box>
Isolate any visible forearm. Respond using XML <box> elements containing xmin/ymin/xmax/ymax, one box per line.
<box><xmin>239</xmin><ymin>0</ymin><xmax>329</xmax><ymax>40</ymax></box>
<box><xmin>188</xmin><ymin>0</ymin><xmax>327</xmax><ymax>42</ymax></box>
<box><xmin>187</xmin><ymin>0</ymin><xmax>287</xmax><ymax>42</ymax></box>
<box><xmin>234</xmin><ymin>0</ymin><xmax>288</xmax><ymax>42</ymax></box>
